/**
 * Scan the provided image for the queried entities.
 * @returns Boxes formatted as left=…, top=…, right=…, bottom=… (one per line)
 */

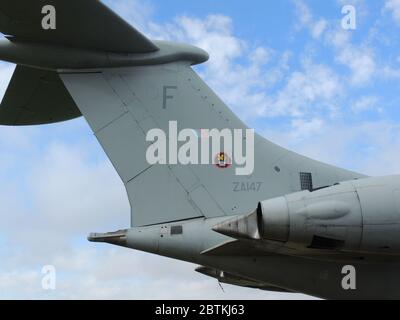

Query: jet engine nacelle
left=214, top=176, right=400, bottom=255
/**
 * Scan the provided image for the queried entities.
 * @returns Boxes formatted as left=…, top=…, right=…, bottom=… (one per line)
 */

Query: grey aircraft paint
left=1, top=0, right=399, bottom=300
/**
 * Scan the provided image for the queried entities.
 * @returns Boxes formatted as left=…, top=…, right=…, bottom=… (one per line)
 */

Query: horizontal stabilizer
left=0, top=65, right=81, bottom=125
left=0, top=0, right=158, bottom=53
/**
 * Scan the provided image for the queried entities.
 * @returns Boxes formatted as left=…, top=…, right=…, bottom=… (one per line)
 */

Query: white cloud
left=323, top=14, right=400, bottom=86
left=290, top=118, right=326, bottom=140
left=351, top=96, right=380, bottom=113
left=157, top=15, right=245, bottom=71
left=316, top=16, right=377, bottom=87
left=250, top=47, right=273, bottom=66
left=293, top=1, right=399, bottom=87
left=312, top=19, right=328, bottom=39
left=29, top=143, right=129, bottom=233
left=264, top=119, right=400, bottom=177
left=262, top=61, right=342, bottom=118
left=385, top=0, right=400, bottom=24
left=293, top=0, right=328, bottom=39
left=103, top=0, right=154, bottom=32
left=336, top=45, right=376, bottom=86
left=0, top=245, right=312, bottom=300
left=381, top=65, right=400, bottom=79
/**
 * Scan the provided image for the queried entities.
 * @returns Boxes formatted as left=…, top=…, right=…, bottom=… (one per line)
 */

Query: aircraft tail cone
left=212, top=210, right=261, bottom=241
left=88, top=230, right=128, bottom=247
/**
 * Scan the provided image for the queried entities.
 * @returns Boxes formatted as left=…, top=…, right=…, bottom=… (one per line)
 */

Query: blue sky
left=0, top=0, right=400, bottom=299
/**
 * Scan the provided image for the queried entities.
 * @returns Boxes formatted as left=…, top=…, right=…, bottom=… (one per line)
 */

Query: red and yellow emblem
left=215, top=152, right=232, bottom=169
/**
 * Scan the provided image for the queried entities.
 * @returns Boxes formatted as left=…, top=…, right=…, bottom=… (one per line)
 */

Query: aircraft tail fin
left=60, top=63, right=363, bottom=227
left=0, top=1, right=364, bottom=227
